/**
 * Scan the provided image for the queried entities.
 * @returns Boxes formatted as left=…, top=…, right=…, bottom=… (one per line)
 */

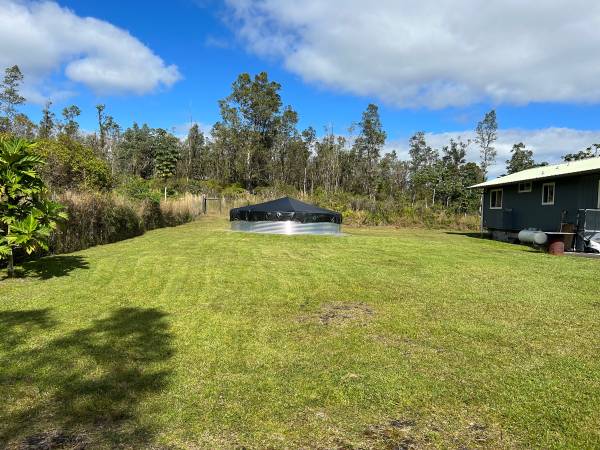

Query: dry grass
left=159, top=193, right=203, bottom=223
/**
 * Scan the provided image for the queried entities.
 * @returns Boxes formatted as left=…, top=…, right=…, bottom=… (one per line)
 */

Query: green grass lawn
left=1, top=217, right=600, bottom=449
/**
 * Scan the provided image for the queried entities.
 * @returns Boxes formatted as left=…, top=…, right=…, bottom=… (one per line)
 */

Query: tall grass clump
left=51, top=192, right=203, bottom=254
left=51, top=191, right=144, bottom=254
left=159, top=194, right=203, bottom=227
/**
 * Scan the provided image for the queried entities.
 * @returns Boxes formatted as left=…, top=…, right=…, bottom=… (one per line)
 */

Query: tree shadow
left=2, top=255, right=90, bottom=280
left=0, top=309, right=57, bottom=348
left=0, top=307, right=173, bottom=448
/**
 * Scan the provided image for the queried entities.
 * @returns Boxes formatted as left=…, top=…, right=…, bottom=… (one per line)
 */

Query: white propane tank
left=518, top=229, right=548, bottom=245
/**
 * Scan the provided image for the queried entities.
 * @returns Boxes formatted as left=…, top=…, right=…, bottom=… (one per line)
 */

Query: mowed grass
left=1, top=217, right=600, bottom=449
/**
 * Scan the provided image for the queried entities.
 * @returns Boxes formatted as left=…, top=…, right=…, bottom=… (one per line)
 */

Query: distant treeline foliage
left=2, top=64, right=598, bottom=232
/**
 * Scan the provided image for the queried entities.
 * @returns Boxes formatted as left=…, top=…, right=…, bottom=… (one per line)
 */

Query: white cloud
left=0, top=0, right=181, bottom=100
left=225, top=0, right=600, bottom=108
left=389, top=128, right=600, bottom=177
left=172, top=121, right=212, bottom=139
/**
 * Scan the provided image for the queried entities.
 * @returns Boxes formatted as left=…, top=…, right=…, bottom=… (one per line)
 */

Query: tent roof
left=470, top=156, right=600, bottom=189
left=233, top=196, right=337, bottom=214
left=230, top=197, right=342, bottom=224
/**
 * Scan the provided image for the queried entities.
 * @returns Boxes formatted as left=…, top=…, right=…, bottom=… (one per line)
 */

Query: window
left=518, top=181, right=532, bottom=193
left=598, top=180, right=600, bottom=209
left=542, top=182, right=555, bottom=205
left=489, top=188, right=503, bottom=209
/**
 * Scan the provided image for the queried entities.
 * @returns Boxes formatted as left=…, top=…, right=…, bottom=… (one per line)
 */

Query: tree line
left=1, top=65, right=597, bottom=214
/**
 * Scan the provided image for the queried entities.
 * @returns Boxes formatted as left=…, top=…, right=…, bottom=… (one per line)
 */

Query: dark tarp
left=230, top=197, right=342, bottom=224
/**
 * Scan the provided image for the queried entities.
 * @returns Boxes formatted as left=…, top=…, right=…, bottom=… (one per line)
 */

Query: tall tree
left=506, top=142, right=535, bottom=174
left=61, top=105, right=81, bottom=139
left=182, top=123, right=205, bottom=181
left=218, top=72, right=285, bottom=189
left=38, top=101, right=55, bottom=139
left=272, top=106, right=299, bottom=186
left=408, top=131, right=438, bottom=205
left=439, top=138, right=469, bottom=207
left=314, top=126, right=344, bottom=193
left=475, top=109, right=498, bottom=179
left=117, top=123, right=155, bottom=178
left=154, top=129, right=180, bottom=199
left=301, top=127, right=316, bottom=195
left=0, top=65, right=26, bottom=130
left=12, top=114, right=37, bottom=140
left=96, top=104, right=107, bottom=154
left=353, top=104, right=386, bottom=199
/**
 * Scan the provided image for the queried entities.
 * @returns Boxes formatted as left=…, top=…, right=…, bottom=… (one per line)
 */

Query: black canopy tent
left=230, top=197, right=342, bottom=235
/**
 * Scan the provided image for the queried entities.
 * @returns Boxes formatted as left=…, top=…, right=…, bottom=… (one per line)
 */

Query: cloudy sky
left=2, top=0, right=600, bottom=176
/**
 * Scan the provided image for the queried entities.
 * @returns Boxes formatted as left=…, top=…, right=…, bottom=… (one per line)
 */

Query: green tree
left=36, top=136, right=113, bottom=191
left=218, top=72, right=285, bottom=189
left=182, top=123, right=205, bottom=181
left=117, top=123, right=155, bottom=178
left=301, top=127, right=316, bottom=195
left=475, top=109, right=498, bottom=179
left=154, top=129, right=180, bottom=199
left=314, top=126, right=344, bottom=193
left=0, top=137, right=67, bottom=277
left=353, top=104, right=386, bottom=199
left=408, top=131, right=438, bottom=205
left=12, top=113, right=37, bottom=140
left=0, top=65, right=26, bottom=129
left=563, top=144, right=600, bottom=162
left=61, top=105, right=81, bottom=139
left=38, top=101, right=55, bottom=139
left=506, top=142, right=535, bottom=174
left=439, top=138, right=469, bottom=207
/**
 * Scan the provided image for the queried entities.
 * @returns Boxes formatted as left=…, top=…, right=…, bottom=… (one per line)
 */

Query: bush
left=117, top=176, right=161, bottom=202
left=36, top=137, right=113, bottom=191
left=221, top=183, right=247, bottom=199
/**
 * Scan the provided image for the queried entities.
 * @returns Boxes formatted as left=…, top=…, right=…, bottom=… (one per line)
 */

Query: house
left=470, top=157, right=600, bottom=251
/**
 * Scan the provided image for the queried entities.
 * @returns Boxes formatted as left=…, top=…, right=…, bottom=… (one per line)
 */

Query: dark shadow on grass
left=0, top=307, right=173, bottom=448
left=444, top=231, right=491, bottom=240
left=0, top=309, right=57, bottom=348
left=2, top=255, right=90, bottom=281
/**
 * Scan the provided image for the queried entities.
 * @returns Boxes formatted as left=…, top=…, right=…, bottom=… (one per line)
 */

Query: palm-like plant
left=0, top=137, right=67, bottom=277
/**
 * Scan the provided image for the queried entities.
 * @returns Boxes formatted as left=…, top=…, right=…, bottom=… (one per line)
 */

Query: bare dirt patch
left=18, top=430, right=88, bottom=450
left=300, top=302, right=374, bottom=326
left=331, top=417, right=513, bottom=449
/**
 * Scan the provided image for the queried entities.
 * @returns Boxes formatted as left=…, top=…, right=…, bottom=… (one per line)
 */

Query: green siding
left=482, top=173, right=600, bottom=231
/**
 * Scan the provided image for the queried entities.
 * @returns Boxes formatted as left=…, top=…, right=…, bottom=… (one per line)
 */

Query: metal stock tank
left=229, top=197, right=342, bottom=235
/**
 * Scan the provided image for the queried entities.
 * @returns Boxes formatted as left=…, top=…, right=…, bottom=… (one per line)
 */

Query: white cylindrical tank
left=518, top=229, right=548, bottom=245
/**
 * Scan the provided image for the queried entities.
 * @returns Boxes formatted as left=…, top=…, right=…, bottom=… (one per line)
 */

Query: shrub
left=36, top=137, right=113, bottom=191
left=221, top=183, right=247, bottom=199
left=117, top=176, right=161, bottom=202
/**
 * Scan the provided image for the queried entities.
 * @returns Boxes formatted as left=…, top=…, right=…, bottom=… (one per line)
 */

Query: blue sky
left=3, top=0, right=600, bottom=175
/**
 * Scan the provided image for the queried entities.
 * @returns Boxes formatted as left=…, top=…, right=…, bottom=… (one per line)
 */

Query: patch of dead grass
left=299, top=302, right=374, bottom=326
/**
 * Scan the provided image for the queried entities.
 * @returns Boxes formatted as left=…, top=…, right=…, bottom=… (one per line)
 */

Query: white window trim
left=518, top=181, right=532, bottom=193
left=489, top=188, right=503, bottom=209
left=542, top=182, right=555, bottom=206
